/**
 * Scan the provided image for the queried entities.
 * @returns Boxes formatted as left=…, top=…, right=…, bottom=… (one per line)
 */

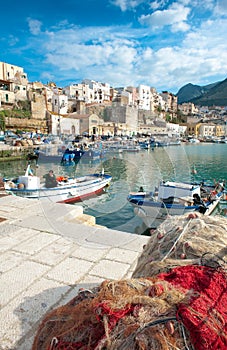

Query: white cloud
left=27, top=18, right=42, bottom=35
left=171, top=20, right=190, bottom=32
left=111, top=0, right=144, bottom=11
left=214, top=0, right=227, bottom=14
left=8, top=35, right=19, bottom=46
left=24, top=11, right=227, bottom=92
left=139, top=2, right=191, bottom=32
left=149, top=0, right=168, bottom=10
left=42, top=26, right=138, bottom=86
left=179, top=0, right=214, bottom=10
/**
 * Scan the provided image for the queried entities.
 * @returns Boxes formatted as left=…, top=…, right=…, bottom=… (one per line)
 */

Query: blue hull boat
left=128, top=180, right=224, bottom=228
left=61, top=148, right=103, bottom=164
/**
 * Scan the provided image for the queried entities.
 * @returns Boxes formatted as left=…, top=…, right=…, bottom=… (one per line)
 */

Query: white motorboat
left=4, top=166, right=112, bottom=204
left=127, top=180, right=224, bottom=228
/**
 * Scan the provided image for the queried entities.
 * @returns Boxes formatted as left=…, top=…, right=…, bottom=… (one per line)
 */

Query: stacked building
left=0, top=61, right=226, bottom=139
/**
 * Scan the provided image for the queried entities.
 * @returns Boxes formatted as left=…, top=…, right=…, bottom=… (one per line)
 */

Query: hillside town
left=0, top=61, right=227, bottom=142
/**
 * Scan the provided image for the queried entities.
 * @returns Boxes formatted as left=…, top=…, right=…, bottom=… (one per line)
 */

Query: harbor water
left=0, top=143, right=226, bottom=234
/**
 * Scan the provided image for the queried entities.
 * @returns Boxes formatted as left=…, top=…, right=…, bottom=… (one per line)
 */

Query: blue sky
left=1, top=0, right=227, bottom=93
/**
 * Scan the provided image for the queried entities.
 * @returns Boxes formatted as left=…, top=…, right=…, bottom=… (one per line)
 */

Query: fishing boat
left=28, top=147, right=104, bottom=166
left=219, top=191, right=227, bottom=215
left=4, top=166, right=112, bottom=204
left=61, top=147, right=103, bottom=164
left=30, top=149, right=63, bottom=163
left=127, top=180, right=224, bottom=228
left=139, top=141, right=150, bottom=150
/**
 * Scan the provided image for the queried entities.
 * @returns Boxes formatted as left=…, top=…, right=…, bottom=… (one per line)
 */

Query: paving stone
left=105, top=247, right=140, bottom=264
left=0, top=260, right=50, bottom=306
left=13, top=215, right=58, bottom=233
left=11, top=205, right=44, bottom=219
left=51, top=220, right=99, bottom=243
left=46, top=257, right=94, bottom=284
left=125, top=259, right=138, bottom=279
left=33, top=237, right=78, bottom=266
left=54, top=284, right=81, bottom=308
left=0, top=205, right=18, bottom=213
left=0, top=196, right=36, bottom=207
left=121, top=235, right=150, bottom=251
left=0, top=224, right=25, bottom=237
left=40, top=201, right=83, bottom=220
left=87, top=227, right=139, bottom=247
left=16, top=335, right=34, bottom=350
left=0, top=251, right=25, bottom=273
left=14, top=231, right=60, bottom=255
left=55, top=275, right=105, bottom=308
left=9, top=227, right=39, bottom=242
left=79, top=274, right=105, bottom=288
left=0, top=203, right=43, bottom=219
left=71, top=244, right=109, bottom=262
left=0, top=195, right=148, bottom=350
left=0, top=235, right=24, bottom=253
left=89, top=259, right=131, bottom=280
left=0, top=278, right=69, bottom=349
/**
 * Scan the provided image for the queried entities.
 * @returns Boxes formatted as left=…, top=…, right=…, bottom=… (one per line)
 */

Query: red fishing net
left=158, top=265, right=227, bottom=350
left=32, top=265, right=227, bottom=350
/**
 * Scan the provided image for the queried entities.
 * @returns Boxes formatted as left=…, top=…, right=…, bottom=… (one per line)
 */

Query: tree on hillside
left=0, top=113, right=6, bottom=131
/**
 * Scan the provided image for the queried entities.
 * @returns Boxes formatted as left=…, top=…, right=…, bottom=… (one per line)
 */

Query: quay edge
left=0, top=195, right=149, bottom=350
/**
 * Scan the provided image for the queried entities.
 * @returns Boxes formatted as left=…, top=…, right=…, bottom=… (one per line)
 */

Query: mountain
left=176, top=81, right=219, bottom=104
left=189, top=78, right=227, bottom=106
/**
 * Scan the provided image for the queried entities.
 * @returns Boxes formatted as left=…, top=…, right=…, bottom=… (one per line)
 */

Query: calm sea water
left=1, top=143, right=226, bottom=234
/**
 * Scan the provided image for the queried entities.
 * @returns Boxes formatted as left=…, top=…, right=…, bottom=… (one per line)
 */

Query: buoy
left=148, top=284, right=164, bottom=297
left=166, top=320, right=175, bottom=335
left=8, top=181, right=16, bottom=188
left=17, top=183, right=25, bottom=189
left=188, top=213, right=198, bottom=219
left=157, top=232, right=164, bottom=239
left=191, top=165, right=197, bottom=174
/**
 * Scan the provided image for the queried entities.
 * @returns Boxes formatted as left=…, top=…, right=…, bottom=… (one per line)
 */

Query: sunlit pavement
left=0, top=195, right=149, bottom=349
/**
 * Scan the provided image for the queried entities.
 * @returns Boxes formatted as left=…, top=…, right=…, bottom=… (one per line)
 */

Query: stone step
left=70, top=213, right=97, bottom=226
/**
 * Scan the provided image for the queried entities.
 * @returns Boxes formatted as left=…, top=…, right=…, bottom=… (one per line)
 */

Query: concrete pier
left=0, top=195, right=149, bottom=349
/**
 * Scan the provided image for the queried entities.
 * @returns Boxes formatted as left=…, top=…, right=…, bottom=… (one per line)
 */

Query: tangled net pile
left=32, top=214, right=227, bottom=350
left=133, top=213, right=227, bottom=278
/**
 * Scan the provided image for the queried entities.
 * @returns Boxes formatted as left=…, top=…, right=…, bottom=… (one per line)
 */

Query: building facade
left=178, top=102, right=198, bottom=115
left=0, top=62, right=28, bottom=106
left=137, top=84, right=151, bottom=110
left=82, top=79, right=111, bottom=104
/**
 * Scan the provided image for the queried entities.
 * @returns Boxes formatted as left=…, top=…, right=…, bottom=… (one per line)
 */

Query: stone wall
left=4, top=91, right=49, bottom=133
left=4, top=116, right=48, bottom=133
left=30, top=93, right=47, bottom=120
